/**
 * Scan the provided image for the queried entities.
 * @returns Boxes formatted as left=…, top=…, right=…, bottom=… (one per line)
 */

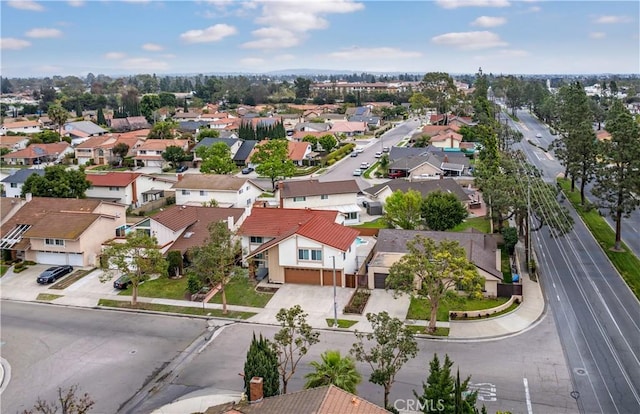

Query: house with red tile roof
left=249, top=140, right=312, bottom=166
left=1, top=142, right=73, bottom=165
left=0, top=119, right=42, bottom=135
left=86, top=171, right=177, bottom=207
left=75, top=133, right=146, bottom=166
left=429, top=129, right=463, bottom=149
left=133, top=139, right=189, bottom=168
left=330, top=121, right=367, bottom=136
left=239, top=207, right=360, bottom=286
left=0, top=135, right=30, bottom=151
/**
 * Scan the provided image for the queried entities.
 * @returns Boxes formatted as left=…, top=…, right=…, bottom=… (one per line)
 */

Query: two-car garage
left=35, top=252, right=84, bottom=267
left=284, top=267, right=343, bottom=286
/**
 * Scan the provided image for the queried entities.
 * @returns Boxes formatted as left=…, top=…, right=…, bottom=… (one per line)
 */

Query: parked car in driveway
left=113, top=274, right=132, bottom=290
left=176, top=165, right=189, bottom=173
left=353, top=169, right=362, bottom=176
left=360, top=162, right=370, bottom=169
left=241, top=167, right=254, bottom=174
left=374, top=152, right=382, bottom=158
left=36, top=265, right=73, bottom=284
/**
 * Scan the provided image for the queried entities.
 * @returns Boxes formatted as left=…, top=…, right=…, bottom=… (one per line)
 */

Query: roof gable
left=172, top=174, right=259, bottom=192
left=281, top=179, right=360, bottom=198
left=86, top=172, right=141, bottom=187
left=239, top=208, right=338, bottom=237
left=1, top=168, right=45, bottom=184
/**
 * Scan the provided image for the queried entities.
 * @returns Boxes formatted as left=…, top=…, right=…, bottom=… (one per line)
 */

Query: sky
left=0, top=0, right=639, bottom=78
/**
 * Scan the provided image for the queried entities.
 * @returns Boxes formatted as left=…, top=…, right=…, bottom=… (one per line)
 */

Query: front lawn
left=326, top=318, right=358, bottom=328
left=98, top=299, right=256, bottom=319
left=0, top=264, right=8, bottom=277
left=209, top=276, right=273, bottom=308
left=407, top=295, right=509, bottom=321
left=351, top=217, right=387, bottom=229
left=558, top=178, right=640, bottom=299
left=36, top=293, right=63, bottom=301
left=405, top=326, right=450, bottom=336
left=451, top=217, right=491, bottom=233
left=501, top=247, right=513, bottom=283
left=118, top=276, right=189, bottom=300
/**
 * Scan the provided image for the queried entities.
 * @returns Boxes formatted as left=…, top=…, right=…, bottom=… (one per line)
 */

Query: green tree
left=96, top=107, right=106, bottom=126
left=111, top=142, right=130, bottom=165
left=148, top=120, right=177, bottom=139
left=419, top=72, right=457, bottom=118
left=188, top=221, right=240, bottom=314
left=140, top=94, right=161, bottom=123
left=351, top=311, right=418, bottom=409
left=196, top=142, right=236, bottom=174
left=294, top=77, right=311, bottom=99
left=383, top=189, right=423, bottom=230
left=272, top=305, right=320, bottom=394
left=318, top=134, right=337, bottom=152
left=101, top=232, right=167, bottom=305
left=166, top=250, right=183, bottom=277
left=409, top=92, right=430, bottom=117
left=29, top=130, right=61, bottom=144
left=421, top=191, right=468, bottom=231
left=196, top=129, right=220, bottom=141
left=304, top=350, right=362, bottom=394
left=22, top=165, right=90, bottom=199
left=47, top=104, right=69, bottom=140
left=501, top=227, right=518, bottom=255
left=386, top=236, right=483, bottom=333
left=592, top=100, right=640, bottom=251
left=159, top=92, right=177, bottom=108
left=244, top=333, right=280, bottom=400
left=161, top=145, right=187, bottom=168
left=22, top=385, right=95, bottom=414
left=413, top=354, right=479, bottom=414
left=251, top=140, right=296, bottom=191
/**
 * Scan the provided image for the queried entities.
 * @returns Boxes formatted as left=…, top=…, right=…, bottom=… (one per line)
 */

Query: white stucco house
left=1, top=169, right=45, bottom=198
left=171, top=174, right=263, bottom=208
left=85, top=172, right=177, bottom=208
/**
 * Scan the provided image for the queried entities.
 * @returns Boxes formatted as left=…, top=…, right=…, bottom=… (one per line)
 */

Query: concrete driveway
left=0, top=264, right=64, bottom=301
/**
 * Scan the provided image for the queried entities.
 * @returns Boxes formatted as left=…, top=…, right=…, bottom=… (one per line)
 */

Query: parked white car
left=353, top=169, right=362, bottom=176
left=374, top=152, right=382, bottom=158
left=360, top=162, right=370, bottom=169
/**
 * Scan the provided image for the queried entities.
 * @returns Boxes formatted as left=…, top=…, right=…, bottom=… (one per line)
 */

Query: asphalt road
left=0, top=301, right=208, bottom=414
left=503, top=109, right=640, bottom=413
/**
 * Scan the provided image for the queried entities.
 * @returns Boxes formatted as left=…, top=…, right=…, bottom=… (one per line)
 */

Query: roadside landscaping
left=407, top=295, right=509, bottom=321
left=36, top=293, right=63, bottom=301
left=405, top=325, right=450, bottom=337
left=325, top=318, right=358, bottom=328
left=98, top=299, right=257, bottom=319
left=209, top=276, right=273, bottom=307
left=50, top=268, right=95, bottom=290
left=451, top=217, right=491, bottom=233
left=118, top=276, right=189, bottom=300
left=1, top=264, right=8, bottom=277
left=558, top=178, right=640, bottom=299
left=362, top=162, right=379, bottom=179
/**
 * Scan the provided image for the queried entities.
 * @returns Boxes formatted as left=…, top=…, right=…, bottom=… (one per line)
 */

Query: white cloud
left=67, top=0, right=84, bottom=6
left=594, top=15, right=633, bottom=24
left=104, top=52, right=126, bottom=60
left=242, top=27, right=300, bottom=49
left=436, top=0, right=510, bottom=9
left=471, top=16, right=506, bottom=27
left=0, top=38, right=32, bottom=50
left=243, top=0, right=364, bottom=49
left=121, top=58, right=168, bottom=70
left=528, top=6, right=541, bottom=13
left=276, top=54, right=295, bottom=61
left=142, top=43, right=164, bottom=51
left=240, top=57, right=265, bottom=66
left=432, top=31, right=508, bottom=50
left=25, top=28, right=63, bottom=38
left=7, top=1, right=44, bottom=11
left=590, top=32, right=606, bottom=39
left=329, top=47, right=422, bottom=60
left=180, top=24, right=237, bottom=43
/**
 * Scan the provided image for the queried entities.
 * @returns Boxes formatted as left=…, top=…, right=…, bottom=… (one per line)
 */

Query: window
left=10, top=183, right=17, bottom=188
left=181, top=190, right=190, bottom=195
left=199, top=190, right=207, bottom=196
left=139, top=150, right=147, bottom=155
left=298, top=249, right=322, bottom=261
left=45, top=238, right=65, bottom=246
left=293, top=196, right=306, bottom=202
left=320, top=194, right=328, bottom=200
left=345, top=212, right=358, bottom=220
left=239, top=188, right=243, bottom=194
left=109, top=187, right=119, bottom=191
left=250, top=236, right=263, bottom=244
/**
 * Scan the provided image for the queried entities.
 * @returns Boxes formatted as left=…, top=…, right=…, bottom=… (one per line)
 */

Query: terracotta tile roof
left=421, top=124, right=460, bottom=137
left=2, top=120, right=40, bottom=128
left=281, top=179, right=360, bottom=198
left=0, top=135, right=30, bottom=148
left=116, top=129, right=151, bottom=140
left=296, top=215, right=359, bottom=251
left=86, top=172, right=141, bottom=187
left=429, top=131, right=463, bottom=143
left=75, top=135, right=113, bottom=149
left=249, top=140, right=311, bottom=162
left=1, top=142, right=70, bottom=159
left=137, top=139, right=188, bottom=151
left=66, top=129, right=90, bottom=138
left=330, top=121, right=367, bottom=133
left=238, top=208, right=339, bottom=237
left=291, top=130, right=327, bottom=141
left=172, top=174, right=259, bottom=192
left=23, top=211, right=101, bottom=240
left=596, top=130, right=611, bottom=141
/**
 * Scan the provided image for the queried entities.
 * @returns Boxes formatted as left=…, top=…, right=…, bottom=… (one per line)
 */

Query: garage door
left=322, top=270, right=342, bottom=287
left=374, top=273, right=388, bottom=289
left=67, top=253, right=84, bottom=267
left=284, top=268, right=321, bottom=285
left=36, top=252, right=84, bottom=266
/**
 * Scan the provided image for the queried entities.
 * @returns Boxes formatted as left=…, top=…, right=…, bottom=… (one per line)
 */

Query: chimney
left=25, top=193, right=33, bottom=202
left=249, top=377, right=264, bottom=403
left=177, top=173, right=184, bottom=181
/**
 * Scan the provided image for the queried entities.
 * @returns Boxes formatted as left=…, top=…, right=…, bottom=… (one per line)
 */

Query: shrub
left=187, top=274, right=202, bottom=295
left=13, top=266, right=26, bottom=273
left=14, top=262, right=25, bottom=270
left=24, top=260, right=37, bottom=266
left=166, top=251, right=183, bottom=277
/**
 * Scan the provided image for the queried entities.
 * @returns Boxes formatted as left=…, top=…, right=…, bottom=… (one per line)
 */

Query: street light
left=332, top=256, right=338, bottom=328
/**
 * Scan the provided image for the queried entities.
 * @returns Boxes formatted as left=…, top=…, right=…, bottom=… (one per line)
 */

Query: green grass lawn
left=407, top=295, right=509, bottom=321
left=0, top=264, right=8, bottom=277
left=500, top=247, right=513, bottom=283
left=351, top=217, right=388, bottom=229
left=558, top=178, right=640, bottom=299
left=98, top=299, right=256, bottom=319
left=209, top=276, right=273, bottom=308
left=451, top=217, right=491, bottom=233
left=118, top=276, right=189, bottom=300
left=36, top=293, right=63, bottom=301
left=326, top=318, right=358, bottom=328
left=362, top=162, right=380, bottom=179
left=405, top=325, right=450, bottom=336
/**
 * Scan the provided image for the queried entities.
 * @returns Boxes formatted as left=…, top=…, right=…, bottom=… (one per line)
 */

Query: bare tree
left=22, top=385, right=95, bottom=414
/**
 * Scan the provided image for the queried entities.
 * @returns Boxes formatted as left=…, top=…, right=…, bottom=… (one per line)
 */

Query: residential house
left=1, top=142, right=73, bottom=166
left=173, top=111, right=201, bottom=122
left=141, top=205, right=245, bottom=255
left=330, top=121, right=367, bottom=136
left=249, top=140, right=312, bottom=167
left=86, top=172, right=177, bottom=207
left=596, top=130, right=611, bottom=141
left=348, top=115, right=382, bottom=129
left=204, top=383, right=389, bottom=414
left=277, top=179, right=362, bottom=224
left=0, top=120, right=41, bottom=135
left=387, top=151, right=469, bottom=179
left=368, top=229, right=503, bottom=296
left=346, top=106, right=372, bottom=117
left=0, top=195, right=126, bottom=266
left=363, top=178, right=471, bottom=206
left=193, top=137, right=242, bottom=163
left=291, top=130, right=328, bottom=142
left=1, top=169, right=45, bottom=198
left=294, top=122, right=332, bottom=133
left=63, top=121, right=107, bottom=145
left=233, top=140, right=257, bottom=166
left=0, top=135, right=30, bottom=151
left=178, top=120, right=209, bottom=134
left=108, top=116, right=150, bottom=132
left=239, top=208, right=361, bottom=286
left=278, top=113, right=304, bottom=133
left=318, top=113, right=349, bottom=122
left=0, top=197, right=24, bottom=226
left=133, top=139, right=189, bottom=168
left=429, top=129, right=463, bottom=149
left=74, top=132, right=146, bottom=166
left=172, top=174, right=263, bottom=208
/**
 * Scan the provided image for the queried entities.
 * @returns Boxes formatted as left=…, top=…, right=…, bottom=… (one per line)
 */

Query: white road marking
left=523, top=377, right=533, bottom=414
left=557, top=294, right=561, bottom=301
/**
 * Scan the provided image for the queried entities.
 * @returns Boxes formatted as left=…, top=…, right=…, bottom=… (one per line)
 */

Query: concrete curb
left=0, top=357, right=11, bottom=396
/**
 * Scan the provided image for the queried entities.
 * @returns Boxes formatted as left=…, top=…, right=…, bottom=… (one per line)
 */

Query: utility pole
left=332, top=256, right=338, bottom=328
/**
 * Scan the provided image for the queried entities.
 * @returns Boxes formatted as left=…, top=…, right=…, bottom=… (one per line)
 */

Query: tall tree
left=196, top=129, right=220, bottom=141
left=161, top=145, right=187, bottom=168
left=96, top=107, right=106, bottom=126
left=111, top=142, right=130, bottom=165
left=421, top=191, right=468, bottom=231
left=386, top=236, right=483, bottom=333
left=251, top=140, right=296, bottom=191
left=294, top=77, right=311, bottom=100
left=196, top=142, right=236, bottom=174
left=419, top=72, right=457, bottom=119
left=244, top=333, right=280, bottom=400
left=304, top=350, right=362, bottom=394
left=22, top=165, right=90, bottom=199
left=101, top=232, right=167, bottom=305
left=383, top=189, right=423, bottom=230
left=188, top=221, right=240, bottom=314
left=148, top=120, right=177, bottom=139
left=318, top=134, right=337, bottom=152
left=140, top=94, right=161, bottom=123
left=592, top=100, right=640, bottom=251
left=351, top=311, right=418, bottom=409
left=272, top=305, right=320, bottom=394
left=47, top=104, right=69, bottom=140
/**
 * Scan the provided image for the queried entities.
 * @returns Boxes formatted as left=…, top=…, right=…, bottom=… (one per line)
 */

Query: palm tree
left=47, top=104, right=69, bottom=141
left=304, top=350, right=362, bottom=394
